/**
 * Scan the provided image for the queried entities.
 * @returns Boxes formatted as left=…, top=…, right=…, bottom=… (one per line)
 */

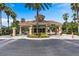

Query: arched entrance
left=33, top=25, right=46, bottom=34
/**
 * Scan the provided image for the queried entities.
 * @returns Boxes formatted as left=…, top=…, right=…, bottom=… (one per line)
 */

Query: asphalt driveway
left=0, top=39, right=79, bottom=56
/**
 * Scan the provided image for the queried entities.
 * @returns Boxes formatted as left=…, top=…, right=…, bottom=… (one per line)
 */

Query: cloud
left=2, top=18, right=13, bottom=26
left=53, top=3, right=70, bottom=8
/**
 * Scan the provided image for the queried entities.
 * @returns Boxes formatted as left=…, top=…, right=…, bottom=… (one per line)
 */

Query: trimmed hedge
left=40, top=33, right=48, bottom=38
left=29, top=33, right=37, bottom=38
left=29, top=33, right=48, bottom=38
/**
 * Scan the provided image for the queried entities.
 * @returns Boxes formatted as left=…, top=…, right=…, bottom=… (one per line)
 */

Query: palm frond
left=25, top=3, right=52, bottom=10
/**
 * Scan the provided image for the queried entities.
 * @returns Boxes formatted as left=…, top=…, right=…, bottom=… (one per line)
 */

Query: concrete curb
left=0, top=37, right=79, bottom=40
left=0, top=35, right=79, bottom=40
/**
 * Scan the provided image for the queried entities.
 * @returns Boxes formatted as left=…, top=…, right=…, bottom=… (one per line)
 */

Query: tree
left=4, top=6, right=12, bottom=28
left=71, top=3, right=79, bottom=21
left=63, top=13, right=69, bottom=33
left=25, top=3, right=52, bottom=35
left=63, top=13, right=68, bottom=22
left=11, top=11, right=16, bottom=27
left=15, top=20, right=19, bottom=34
left=62, top=23, right=68, bottom=33
left=68, top=21, right=78, bottom=38
left=68, top=21, right=78, bottom=33
left=72, top=13, right=77, bottom=22
left=0, top=3, right=5, bottom=35
left=71, top=3, right=79, bottom=33
left=11, top=11, right=16, bottom=36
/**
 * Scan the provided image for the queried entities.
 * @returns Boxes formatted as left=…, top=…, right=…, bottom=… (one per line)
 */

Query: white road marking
left=0, top=39, right=18, bottom=48
left=0, top=39, right=11, bottom=44
left=63, top=40, right=79, bottom=46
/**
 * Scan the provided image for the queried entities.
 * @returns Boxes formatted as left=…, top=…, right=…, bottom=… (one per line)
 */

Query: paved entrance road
left=0, top=39, right=79, bottom=56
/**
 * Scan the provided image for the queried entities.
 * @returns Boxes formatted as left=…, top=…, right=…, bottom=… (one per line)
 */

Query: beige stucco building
left=19, top=14, right=62, bottom=35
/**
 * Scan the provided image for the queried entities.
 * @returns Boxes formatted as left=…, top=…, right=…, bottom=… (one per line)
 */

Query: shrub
left=73, top=32, right=78, bottom=35
left=76, top=33, right=79, bottom=36
left=40, top=33, right=48, bottom=38
left=28, top=33, right=48, bottom=38
left=66, top=32, right=71, bottom=34
left=29, top=33, right=37, bottom=38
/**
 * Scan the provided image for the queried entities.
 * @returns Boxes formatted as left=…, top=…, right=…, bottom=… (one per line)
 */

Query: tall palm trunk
left=77, top=10, right=79, bottom=33
left=36, top=10, right=39, bottom=35
left=7, top=15, right=10, bottom=35
left=0, top=10, right=2, bottom=35
left=65, top=20, right=68, bottom=33
left=7, top=15, right=9, bottom=29
left=66, top=21, right=68, bottom=33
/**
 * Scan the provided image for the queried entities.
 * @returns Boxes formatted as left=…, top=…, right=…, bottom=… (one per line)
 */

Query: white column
left=29, top=25, right=32, bottom=35
left=12, top=27, right=16, bottom=36
left=45, top=25, right=48, bottom=34
left=19, top=26, right=22, bottom=35
left=58, top=26, right=62, bottom=35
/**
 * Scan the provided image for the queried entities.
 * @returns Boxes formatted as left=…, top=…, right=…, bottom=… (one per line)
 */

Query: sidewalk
left=0, top=35, right=28, bottom=40
left=0, top=34, right=79, bottom=40
left=0, top=35, right=12, bottom=40
left=49, top=34, right=79, bottom=40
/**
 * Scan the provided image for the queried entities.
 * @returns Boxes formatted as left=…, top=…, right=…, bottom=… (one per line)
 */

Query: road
left=0, top=39, right=79, bottom=56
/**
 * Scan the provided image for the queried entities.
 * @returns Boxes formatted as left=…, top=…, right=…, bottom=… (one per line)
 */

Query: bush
left=76, top=33, right=79, bottom=36
left=73, top=32, right=78, bottom=35
left=29, top=33, right=37, bottom=38
left=66, top=32, right=71, bottom=34
left=40, top=33, right=48, bottom=38
left=1, top=26, right=12, bottom=35
left=28, top=33, right=48, bottom=38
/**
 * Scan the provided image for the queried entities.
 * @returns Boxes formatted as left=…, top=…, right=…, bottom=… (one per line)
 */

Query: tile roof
left=19, top=20, right=62, bottom=27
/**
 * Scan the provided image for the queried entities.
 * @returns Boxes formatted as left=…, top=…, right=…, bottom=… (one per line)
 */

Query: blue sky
left=2, top=3, right=73, bottom=26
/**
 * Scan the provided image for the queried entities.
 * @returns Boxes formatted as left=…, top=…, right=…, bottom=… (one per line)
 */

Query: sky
left=2, top=3, right=73, bottom=26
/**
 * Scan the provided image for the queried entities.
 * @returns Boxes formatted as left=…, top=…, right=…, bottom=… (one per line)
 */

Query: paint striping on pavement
left=0, top=39, right=18, bottom=48
left=62, top=40, right=79, bottom=47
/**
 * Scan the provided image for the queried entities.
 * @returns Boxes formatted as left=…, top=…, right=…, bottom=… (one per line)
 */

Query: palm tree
left=63, top=13, right=69, bottom=33
left=4, top=6, right=12, bottom=28
left=71, top=3, right=79, bottom=21
left=11, top=11, right=16, bottom=36
left=72, top=13, right=77, bottom=22
left=25, top=3, right=52, bottom=35
left=11, top=11, right=16, bottom=27
left=71, top=3, right=79, bottom=33
left=0, top=3, right=5, bottom=34
left=63, top=13, right=68, bottom=23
